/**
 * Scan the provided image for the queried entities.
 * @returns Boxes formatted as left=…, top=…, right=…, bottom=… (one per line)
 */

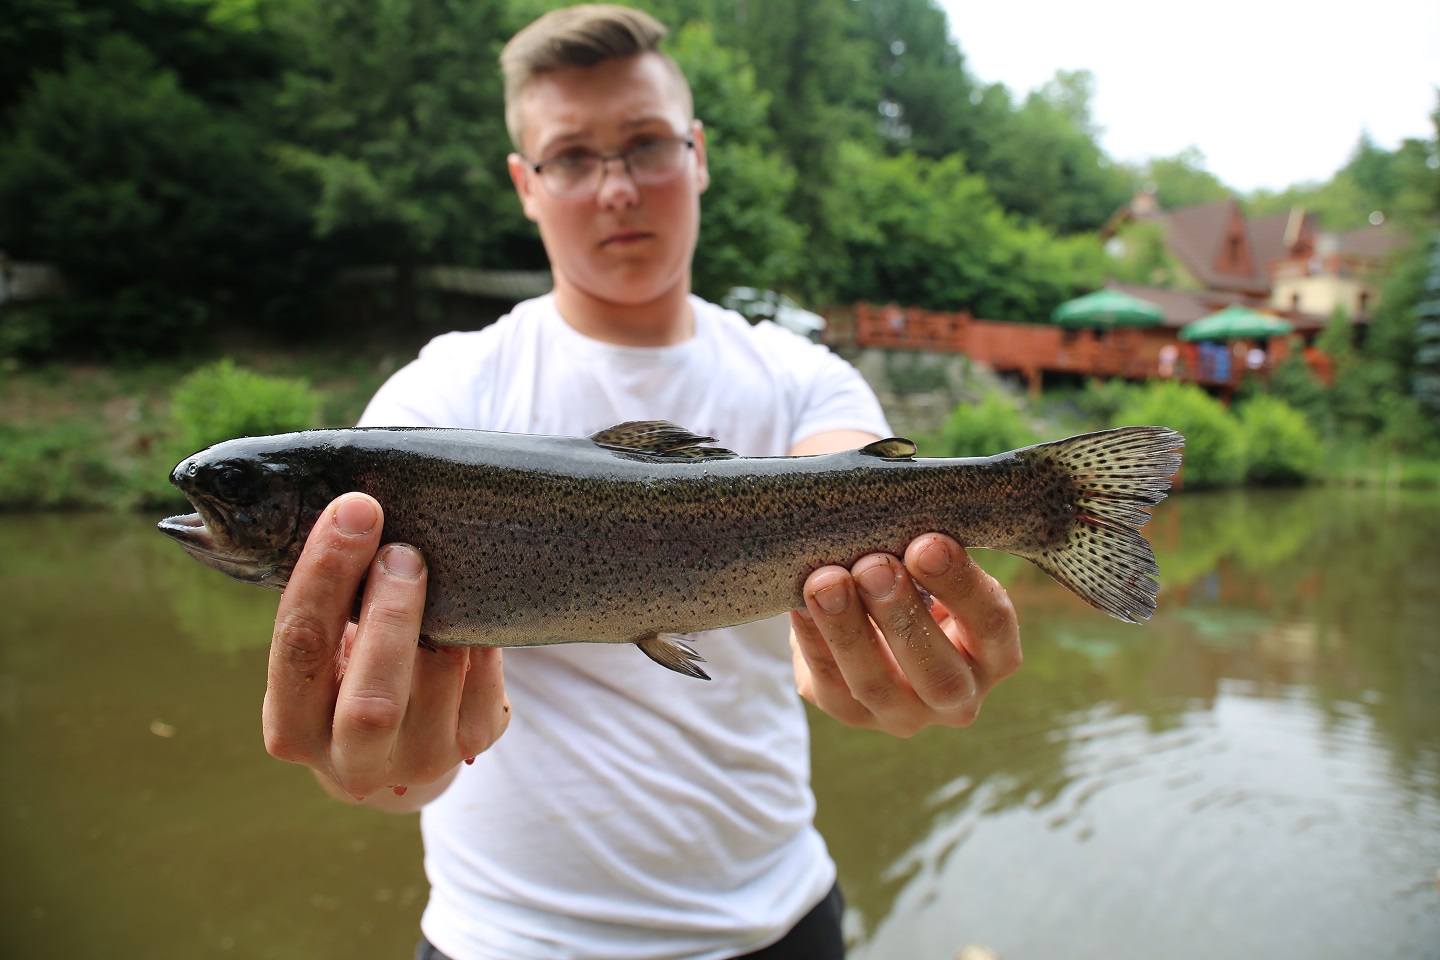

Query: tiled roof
left=1335, top=224, right=1406, bottom=260
left=1160, top=201, right=1270, bottom=295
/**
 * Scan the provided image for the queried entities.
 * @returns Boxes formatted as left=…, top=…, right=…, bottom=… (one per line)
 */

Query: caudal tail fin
left=1018, top=426, right=1185, bottom=623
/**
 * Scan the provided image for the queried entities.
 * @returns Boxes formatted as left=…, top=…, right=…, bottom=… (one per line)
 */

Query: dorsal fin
left=858, top=437, right=917, bottom=460
left=590, top=420, right=737, bottom=461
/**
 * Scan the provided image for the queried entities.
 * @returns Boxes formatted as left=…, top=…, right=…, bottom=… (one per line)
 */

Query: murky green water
left=2, top=488, right=1438, bottom=959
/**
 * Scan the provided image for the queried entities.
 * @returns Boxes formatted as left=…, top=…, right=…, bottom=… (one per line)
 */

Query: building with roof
left=1101, top=190, right=1406, bottom=336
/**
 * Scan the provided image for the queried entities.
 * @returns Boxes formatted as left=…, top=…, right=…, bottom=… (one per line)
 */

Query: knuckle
left=273, top=611, right=337, bottom=668
left=997, top=642, right=1024, bottom=677
left=818, top=693, right=874, bottom=729
left=878, top=713, right=924, bottom=738
left=263, top=728, right=315, bottom=764
left=339, top=693, right=406, bottom=738
left=362, top=598, right=421, bottom=636
left=983, top=604, right=1015, bottom=637
left=458, top=717, right=505, bottom=761
left=851, top=677, right=903, bottom=711
left=921, top=667, right=977, bottom=712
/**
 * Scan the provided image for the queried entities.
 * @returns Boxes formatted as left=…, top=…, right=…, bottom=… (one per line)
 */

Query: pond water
left=1, top=488, right=1437, bottom=959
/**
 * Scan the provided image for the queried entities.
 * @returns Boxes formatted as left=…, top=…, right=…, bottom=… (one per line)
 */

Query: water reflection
left=2, top=489, right=1438, bottom=959
left=813, top=488, right=1440, bottom=959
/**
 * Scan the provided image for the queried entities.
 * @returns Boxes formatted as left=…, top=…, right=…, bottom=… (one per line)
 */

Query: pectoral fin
left=636, top=634, right=711, bottom=680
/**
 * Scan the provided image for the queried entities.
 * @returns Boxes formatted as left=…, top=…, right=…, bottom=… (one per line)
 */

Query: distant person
left=1158, top=343, right=1178, bottom=378
left=259, top=7, right=1022, bottom=959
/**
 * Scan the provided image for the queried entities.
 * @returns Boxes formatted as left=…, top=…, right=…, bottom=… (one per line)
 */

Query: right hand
left=261, top=492, right=510, bottom=806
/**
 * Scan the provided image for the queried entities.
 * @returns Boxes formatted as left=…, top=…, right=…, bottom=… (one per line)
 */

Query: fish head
left=157, top=436, right=339, bottom=590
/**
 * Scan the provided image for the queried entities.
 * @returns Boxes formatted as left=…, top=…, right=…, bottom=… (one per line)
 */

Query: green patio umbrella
left=1052, top=289, right=1164, bottom=328
left=1179, top=305, right=1293, bottom=342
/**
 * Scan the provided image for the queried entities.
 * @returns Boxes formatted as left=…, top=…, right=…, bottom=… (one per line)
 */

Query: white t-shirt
left=360, top=295, right=889, bottom=960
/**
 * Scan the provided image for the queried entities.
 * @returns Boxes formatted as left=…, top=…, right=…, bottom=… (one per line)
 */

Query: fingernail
left=464, top=757, right=476, bottom=765
left=916, top=540, right=951, bottom=576
left=814, top=583, right=848, bottom=615
left=379, top=544, right=423, bottom=579
left=856, top=559, right=897, bottom=600
left=335, top=496, right=378, bottom=536
left=392, top=785, right=407, bottom=797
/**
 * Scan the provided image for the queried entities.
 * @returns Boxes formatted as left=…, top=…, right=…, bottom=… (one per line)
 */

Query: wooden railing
left=838, top=302, right=1320, bottom=392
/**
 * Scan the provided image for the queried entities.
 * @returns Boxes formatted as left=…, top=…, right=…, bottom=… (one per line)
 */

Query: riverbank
left=0, top=350, right=400, bottom=511
left=1, top=352, right=1436, bottom=511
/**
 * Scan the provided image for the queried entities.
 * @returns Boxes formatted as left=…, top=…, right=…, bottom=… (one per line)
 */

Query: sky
left=937, top=0, right=1440, bottom=193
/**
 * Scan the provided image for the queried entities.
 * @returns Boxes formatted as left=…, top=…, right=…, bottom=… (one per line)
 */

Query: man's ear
left=508, top=153, right=542, bottom=223
left=691, top=120, right=710, bottom=196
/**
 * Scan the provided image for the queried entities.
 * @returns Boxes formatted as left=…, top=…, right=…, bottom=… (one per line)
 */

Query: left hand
left=790, top=533, right=1021, bottom=737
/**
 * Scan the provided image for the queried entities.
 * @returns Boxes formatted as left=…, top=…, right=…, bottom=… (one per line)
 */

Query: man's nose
left=595, top=156, right=640, bottom=209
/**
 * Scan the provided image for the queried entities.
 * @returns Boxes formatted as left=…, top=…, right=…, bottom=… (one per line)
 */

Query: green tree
left=271, top=0, right=534, bottom=325
left=1, top=0, right=288, bottom=119
left=827, top=143, right=1106, bottom=318
left=976, top=71, right=1131, bottom=234
left=667, top=23, right=804, bottom=299
left=852, top=0, right=981, bottom=160
left=1135, top=147, right=1232, bottom=209
left=0, top=35, right=313, bottom=358
left=725, top=0, right=875, bottom=299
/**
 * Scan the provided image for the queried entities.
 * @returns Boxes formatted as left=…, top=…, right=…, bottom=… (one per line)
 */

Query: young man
left=261, top=6, right=1021, bottom=959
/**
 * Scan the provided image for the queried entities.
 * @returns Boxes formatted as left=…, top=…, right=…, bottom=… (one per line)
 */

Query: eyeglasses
left=523, top=137, right=695, bottom=198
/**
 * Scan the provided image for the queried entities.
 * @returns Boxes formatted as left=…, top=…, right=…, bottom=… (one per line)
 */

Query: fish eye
left=212, top=465, right=248, bottom=502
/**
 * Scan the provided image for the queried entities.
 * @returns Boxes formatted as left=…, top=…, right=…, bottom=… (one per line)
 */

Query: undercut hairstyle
left=500, top=4, right=693, bottom=150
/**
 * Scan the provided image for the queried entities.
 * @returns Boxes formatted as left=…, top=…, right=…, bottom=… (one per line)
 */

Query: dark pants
left=414, top=883, right=845, bottom=960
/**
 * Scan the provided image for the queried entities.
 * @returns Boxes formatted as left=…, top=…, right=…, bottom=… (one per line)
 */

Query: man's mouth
left=602, top=230, right=652, bottom=246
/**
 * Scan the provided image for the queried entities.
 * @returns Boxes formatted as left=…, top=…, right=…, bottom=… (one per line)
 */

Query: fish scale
left=158, top=421, right=1184, bottom=679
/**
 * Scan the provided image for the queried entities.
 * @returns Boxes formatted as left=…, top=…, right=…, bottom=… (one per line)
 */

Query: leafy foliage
left=0, top=35, right=314, bottom=357
left=0, top=419, right=122, bottom=509
left=936, top=392, right=1040, bottom=458
left=270, top=0, right=532, bottom=280
left=973, top=71, right=1132, bottom=234
left=170, top=359, right=322, bottom=455
left=1237, top=396, right=1321, bottom=485
left=1131, top=147, right=1231, bottom=209
left=668, top=23, right=804, bottom=299
left=827, top=143, right=1108, bottom=319
left=1114, top=382, right=1245, bottom=489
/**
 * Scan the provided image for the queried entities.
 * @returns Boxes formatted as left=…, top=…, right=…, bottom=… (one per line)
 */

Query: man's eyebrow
left=534, top=117, right=680, bottom=156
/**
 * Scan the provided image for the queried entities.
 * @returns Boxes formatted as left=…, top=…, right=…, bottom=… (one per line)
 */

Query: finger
left=263, top=493, right=383, bottom=766
left=331, top=542, right=427, bottom=795
left=802, top=564, right=913, bottom=720
left=393, top=641, right=471, bottom=784
left=456, top=647, right=510, bottom=761
left=788, top=609, right=873, bottom=728
left=851, top=552, right=978, bottom=716
left=904, top=535, right=1022, bottom=688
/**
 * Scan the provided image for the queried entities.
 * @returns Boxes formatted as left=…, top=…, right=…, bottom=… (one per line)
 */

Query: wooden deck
left=835, top=302, right=1329, bottom=394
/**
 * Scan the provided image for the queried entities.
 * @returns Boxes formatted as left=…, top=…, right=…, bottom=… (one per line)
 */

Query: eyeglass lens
left=539, top=139, right=691, bottom=197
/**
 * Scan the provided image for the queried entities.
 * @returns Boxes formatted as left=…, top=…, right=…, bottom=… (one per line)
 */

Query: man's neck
left=552, top=282, right=695, bottom=348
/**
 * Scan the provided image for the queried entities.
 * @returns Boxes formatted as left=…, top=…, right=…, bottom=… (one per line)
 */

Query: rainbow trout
left=158, top=421, right=1183, bottom=679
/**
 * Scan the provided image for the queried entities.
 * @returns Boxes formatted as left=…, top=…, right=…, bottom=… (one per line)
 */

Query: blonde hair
left=500, top=4, right=692, bottom=150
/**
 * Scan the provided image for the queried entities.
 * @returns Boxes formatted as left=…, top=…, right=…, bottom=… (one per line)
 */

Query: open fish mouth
left=157, top=512, right=275, bottom=584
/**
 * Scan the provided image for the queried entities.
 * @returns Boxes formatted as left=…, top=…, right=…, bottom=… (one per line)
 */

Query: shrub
left=937, top=392, right=1040, bottom=457
left=1114, top=381, right=1244, bottom=489
left=1238, top=396, right=1321, bottom=485
left=0, top=420, right=122, bottom=509
left=170, top=359, right=322, bottom=455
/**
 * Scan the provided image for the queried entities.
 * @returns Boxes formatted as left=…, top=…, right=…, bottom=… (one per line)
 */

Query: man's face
left=508, top=53, right=709, bottom=311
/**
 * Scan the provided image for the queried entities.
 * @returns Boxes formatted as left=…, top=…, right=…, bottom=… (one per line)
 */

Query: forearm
left=312, top=763, right=461, bottom=814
